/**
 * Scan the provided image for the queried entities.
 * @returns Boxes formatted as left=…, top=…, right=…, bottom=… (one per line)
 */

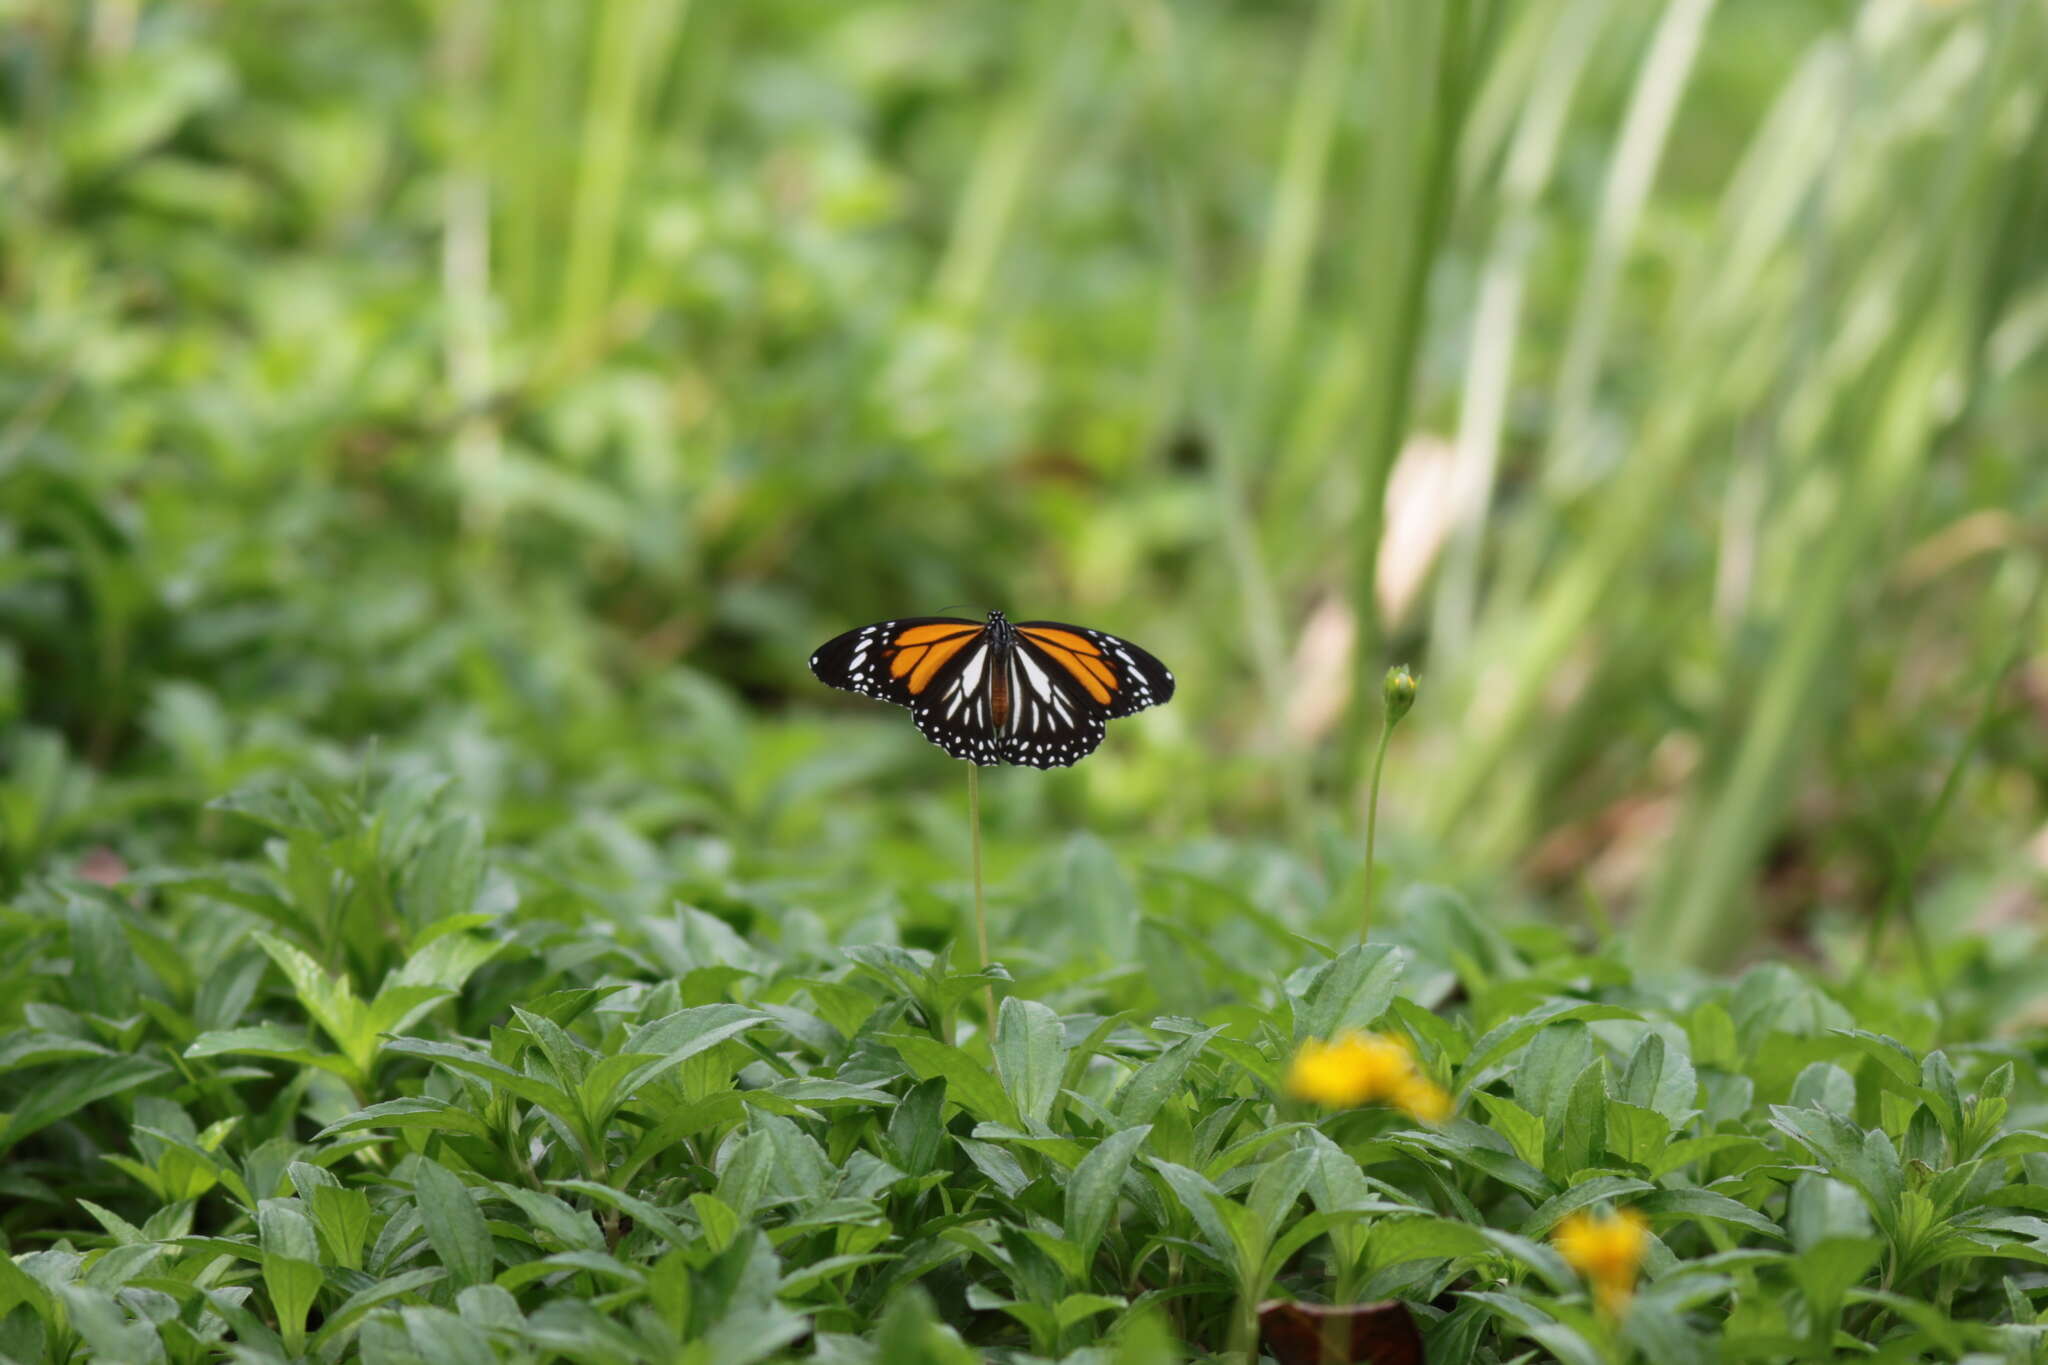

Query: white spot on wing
left=1016, top=647, right=1054, bottom=699
left=957, top=644, right=987, bottom=696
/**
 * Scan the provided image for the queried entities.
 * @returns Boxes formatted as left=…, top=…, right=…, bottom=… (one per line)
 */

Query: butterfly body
left=809, top=610, right=1174, bottom=768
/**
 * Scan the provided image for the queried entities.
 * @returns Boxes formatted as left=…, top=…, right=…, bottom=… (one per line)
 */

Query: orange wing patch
left=1025, top=631, right=1117, bottom=705
left=1020, top=627, right=1100, bottom=656
left=887, top=626, right=982, bottom=686
left=894, top=623, right=981, bottom=647
left=1077, top=653, right=1118, bottom=691
left=907, top=631, right=976, bottom=694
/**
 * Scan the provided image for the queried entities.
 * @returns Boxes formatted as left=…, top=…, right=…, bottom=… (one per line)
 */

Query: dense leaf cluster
left=4, top=778, right=2046, bottom=1362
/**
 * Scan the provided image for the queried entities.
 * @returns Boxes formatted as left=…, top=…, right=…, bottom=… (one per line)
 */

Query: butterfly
left=809, top=610, right=1175, bottom=768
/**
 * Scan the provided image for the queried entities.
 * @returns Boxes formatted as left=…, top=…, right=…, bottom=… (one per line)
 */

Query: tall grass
left=1340, top=0, right=1492, bottom=784
left=6, top=0, right=2044, bottom=966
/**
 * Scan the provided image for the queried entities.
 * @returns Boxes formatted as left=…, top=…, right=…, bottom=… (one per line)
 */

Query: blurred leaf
left=414, top=1161, right=494, bottom=1290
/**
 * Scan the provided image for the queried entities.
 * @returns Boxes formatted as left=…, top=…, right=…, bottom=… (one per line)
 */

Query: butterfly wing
left=810, top=617, right=1005, bottom=765
left=992, top=636, right=1107, bottom=768
left=809, top=617, right=985, bottom=707
left=1012, top=621, right=1176, bottom=719
left=991, top=620, right=1174, bottom=768
left=811, top=616, right=1173, bottom=769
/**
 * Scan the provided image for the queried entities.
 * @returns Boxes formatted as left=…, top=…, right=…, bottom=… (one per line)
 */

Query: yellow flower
left=1286, top=1031, right=1450, bottom=1122
left=1390, top=1073, right=1452, bottom=1123
left=1552, top=1208, right=1649, bottom=1314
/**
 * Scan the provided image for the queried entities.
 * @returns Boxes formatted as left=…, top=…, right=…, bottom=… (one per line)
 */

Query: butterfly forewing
left=809, top=617, right=984, bottom=708
left=1014, top=621, right=1175, bottom=719
left=811, top=617, right=1004, bottom=764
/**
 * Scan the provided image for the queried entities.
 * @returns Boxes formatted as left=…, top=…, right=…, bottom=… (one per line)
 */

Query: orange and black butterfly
left=809, top=610, right=1174, bottom=768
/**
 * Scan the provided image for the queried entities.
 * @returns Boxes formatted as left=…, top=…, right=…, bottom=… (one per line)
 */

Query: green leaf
left=1688, top=1002, right=1739, bottom=1070
left=60, top=1284, right=167, bottom=1365
left=258, top=1199, right=322, bottom=1354
left=1636, top=1187, right=1785, bottom=1240
left=493, top=1184, right=603, bottom=1254
left=1476, top=1093, right=1545, bottom=1168
left=1067, top=1125, right=1151, bottom=1264
left=1395, top=1124, right=1553, bottom=1200
left=1521, top=1174, right=1656, bottom=1237
left=1648, top=1133, right=1760, bottom=1181
left=1054, top=1291, right=1125, bottom=1329
left=185, top=1025, right=360, bottom=1084
left=66, top=896, right=135, bottom=1019
left=1617, top=1029, right=1698, bottom=1125
left=1551, top=1059, right=1607, bottom=1181
left=401, top=813, right=486, bottom=928
left=995, top=997, right=1067, bottom=1130
left=381, top=1037, right=576, bottom=1114
left=779, top=1252, right=900, bottom=1299
left=884, top=1034, right=1022, bottom=1128
left=1788, top=1235, right=1880, bottom=1346
left=1790, top=1060, right=1856, bottom=1114
left=1605, top=1100, right=1671, bottom=1171
left=1246, top=1146, right=1316, bottom=1251
left=606, top=1004, right=768, bottom=1100
left=1462, top=1001, right=1643, bottom=1089
left=1148, top=1160, right=1238, bottom=1268
left=549, top=1179, right=695, bottom=1251
left=254, top=931, right=366, bottom=1062
left=0, top=1053, right=167, bottom=1154
left=1462, top=1290, right=1603, bottom=1365
left=1515, top=1022, right=1593, bottom=1126
left=0, top=1252, right=57, bottom=1323
left=1369, top=1215, right=1493, bottom=1267
left=1827, top=1028, right=1922, bottom=1089
left=1296, top=943, right=1405, bottom=1041
left=1304, top=1131, right=1390, bottom=1275
left=886, top=1076, right=948, bottom=1176
left=291, top=1162, right=371, bottom=1270
left=363, top=984, right=458, bottom=1045
left=413, top=1161, right=494, bottom=1289
left=1767, top=1106, right=1902, bottom=1232
left=315, top=1096, right=497, bottom=1142
left=1112, top=1027, right=1218, bottom=1128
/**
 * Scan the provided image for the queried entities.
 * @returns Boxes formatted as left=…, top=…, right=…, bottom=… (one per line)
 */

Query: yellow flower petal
left=1287, top=1031, right=1445, bottom=1118
left=1552, top=1209, right=1649, bottom=1314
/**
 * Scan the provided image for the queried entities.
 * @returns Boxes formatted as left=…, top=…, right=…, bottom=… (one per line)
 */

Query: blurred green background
left=3, top=0, right=2045, bottom=971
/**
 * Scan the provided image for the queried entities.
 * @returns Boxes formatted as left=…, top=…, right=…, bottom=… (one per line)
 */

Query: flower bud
left=1383, top=665, right=1417, bottom=725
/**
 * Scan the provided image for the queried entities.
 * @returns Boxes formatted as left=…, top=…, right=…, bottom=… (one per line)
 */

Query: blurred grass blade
left=1343, top=0, right=1495, bottom=787
left=1546, top=0, right=1718, bottom=492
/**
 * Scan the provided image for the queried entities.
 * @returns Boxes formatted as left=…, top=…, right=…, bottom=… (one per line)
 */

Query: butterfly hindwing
left=992, top=639, right=1106, bottom=768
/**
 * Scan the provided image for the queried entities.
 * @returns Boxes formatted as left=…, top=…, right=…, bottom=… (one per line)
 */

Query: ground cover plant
left=5, top=775, right=2048, bottom=1363
left=5, top=0, right=2048, bottom=1360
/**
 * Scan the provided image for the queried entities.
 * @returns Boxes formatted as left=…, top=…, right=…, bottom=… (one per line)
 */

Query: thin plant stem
left=1361, top=715, right=1395, bottom=943
left=1363, top=666, right=1416, bottom=941
left=969, top=761, right=996, bottom=1026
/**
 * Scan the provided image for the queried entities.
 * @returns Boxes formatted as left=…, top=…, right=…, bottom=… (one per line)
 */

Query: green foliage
left=3, top=0, right=2048, bottom=1360
left=0, top=775, right=2044, bottom=1360
left=2, top=0, right=2044, bottom=962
